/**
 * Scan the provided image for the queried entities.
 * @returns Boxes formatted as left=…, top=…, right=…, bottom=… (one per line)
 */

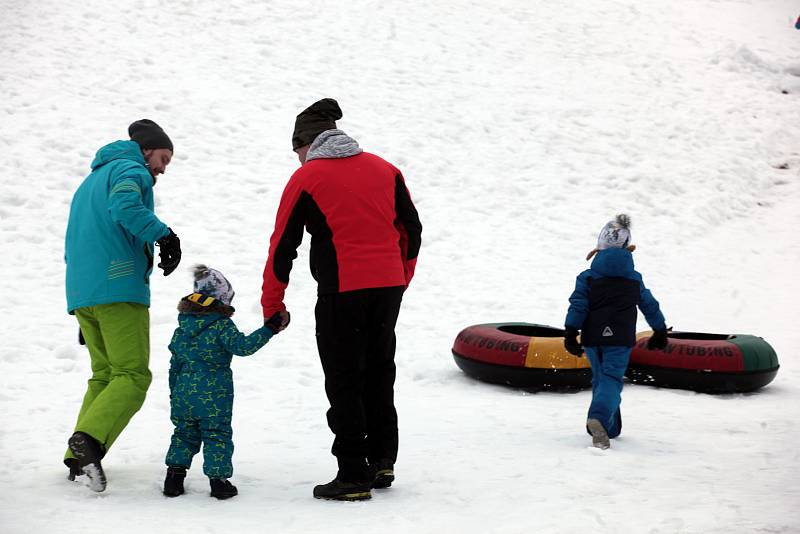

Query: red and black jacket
left=261, top=152, right=422, bottom=318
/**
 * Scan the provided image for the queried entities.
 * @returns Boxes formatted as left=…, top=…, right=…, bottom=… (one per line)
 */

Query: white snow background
left=1, top=1, right=800, bottom=533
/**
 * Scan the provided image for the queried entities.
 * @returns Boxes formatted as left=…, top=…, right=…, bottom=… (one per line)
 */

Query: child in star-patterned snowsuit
left=163, top=265, right=285, bottom=499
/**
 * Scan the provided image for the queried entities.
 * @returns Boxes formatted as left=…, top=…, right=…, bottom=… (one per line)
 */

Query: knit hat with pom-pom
left=192, top=264, right=235, bottom=305
left=586, top=214, right=634, bottom=260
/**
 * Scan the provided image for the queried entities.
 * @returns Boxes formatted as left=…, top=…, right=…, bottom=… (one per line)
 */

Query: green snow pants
left=64, top=302, right=152, bottom=462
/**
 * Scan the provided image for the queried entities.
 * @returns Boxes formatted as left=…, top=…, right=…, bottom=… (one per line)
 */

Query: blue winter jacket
left=565, top=248, right=666, bottom=346
left=65, top=140, right=170, bottom=312
left=168, top=309, right=274, bottom=413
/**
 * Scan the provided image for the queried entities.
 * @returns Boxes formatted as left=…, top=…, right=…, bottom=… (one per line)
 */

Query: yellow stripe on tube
left=525, top=336, right=591, bottom=369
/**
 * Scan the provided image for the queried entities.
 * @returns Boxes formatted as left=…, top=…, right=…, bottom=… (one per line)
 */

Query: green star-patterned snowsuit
left=165, top=297, right=273, bottom=478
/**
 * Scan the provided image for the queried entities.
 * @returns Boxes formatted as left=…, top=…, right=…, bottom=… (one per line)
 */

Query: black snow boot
left=163, top=467, right=187, bottom=497
left=68, top=431, right=107, bottom=492
left=313, top=478, right=372, bottom=501
left=209, top=478, right=238, bottom=500
left=369, top=459, right=395, bottom=489
left=65, top=458, right=82, bottom=481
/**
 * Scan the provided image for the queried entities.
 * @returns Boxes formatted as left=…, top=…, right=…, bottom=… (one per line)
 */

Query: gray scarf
left=306, top=129, right=362, bottom=161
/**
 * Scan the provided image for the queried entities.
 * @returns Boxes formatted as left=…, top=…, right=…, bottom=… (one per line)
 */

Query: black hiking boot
left=163, top=467, right=186, bottom=497
left=209, top=478, right=238, bottom=500
left=370, top=459, right=395, bottom=489
left=65, top=458, right=82, bottom=481
left=313, top=478, right=372, bottom=501
left=68, top=431, right=107, bottom=492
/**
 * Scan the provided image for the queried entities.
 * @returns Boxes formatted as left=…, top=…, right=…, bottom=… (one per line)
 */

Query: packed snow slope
left=1, top=1, right=799, bottom=533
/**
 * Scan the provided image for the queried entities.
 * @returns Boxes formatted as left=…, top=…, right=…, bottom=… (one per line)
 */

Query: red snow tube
left=452, top=323, right=592, bottom=390
left=629, top=331, right=779, bottom=393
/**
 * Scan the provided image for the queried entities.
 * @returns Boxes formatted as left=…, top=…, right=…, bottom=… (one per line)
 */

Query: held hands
left=647, top=328, right=669, bottom=351
left=264, top=310, right=291, bottom=334
left=156, top=228, right=181, bottom=276
left=564, top=327, right=583, bottom=357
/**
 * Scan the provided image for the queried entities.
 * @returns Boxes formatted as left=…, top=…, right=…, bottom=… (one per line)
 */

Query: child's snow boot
left=369, top=459, right=394, bottom=489
left=209, top=478, right=238, bottom=500
left=313, top=478, right=372, bottom=501
left=163, top=467, right=186, bottom=497
left=68, top=431, right=107, bottom=492
left=586, top=418, right=610, bottom=450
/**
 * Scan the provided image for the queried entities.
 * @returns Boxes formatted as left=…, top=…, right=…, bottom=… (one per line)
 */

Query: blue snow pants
left=584, top=345, right=630, bottom=439
left=165, top=369, right=234, bottom=479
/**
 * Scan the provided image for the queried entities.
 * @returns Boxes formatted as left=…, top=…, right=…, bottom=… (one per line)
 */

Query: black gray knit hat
left=292, top=98, right=342, bottom=150
left=129, top=119, right=173, bottom=152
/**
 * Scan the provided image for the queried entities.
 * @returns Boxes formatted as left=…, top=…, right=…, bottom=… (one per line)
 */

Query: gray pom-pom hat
left=586, top=214, right=636, bottom=260
left=192, top=264, right=235, bottom=305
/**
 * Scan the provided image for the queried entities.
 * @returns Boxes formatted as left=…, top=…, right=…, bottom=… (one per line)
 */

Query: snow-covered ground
left=1, top=1, right=799, bottom=532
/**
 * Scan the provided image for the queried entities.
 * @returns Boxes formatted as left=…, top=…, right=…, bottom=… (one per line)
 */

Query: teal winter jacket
left=168, top=304, right=274, bottom=417
left=65, top=140, right=170, bottom=312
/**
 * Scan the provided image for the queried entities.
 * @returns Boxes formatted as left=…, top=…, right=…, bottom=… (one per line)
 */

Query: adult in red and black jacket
left=260, top=98, right=421, bottom=499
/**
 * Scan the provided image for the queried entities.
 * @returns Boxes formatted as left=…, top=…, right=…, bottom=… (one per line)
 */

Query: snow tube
left=452, top=323, right=592, bottom=389
left=628, top=331, right=779, bottom=393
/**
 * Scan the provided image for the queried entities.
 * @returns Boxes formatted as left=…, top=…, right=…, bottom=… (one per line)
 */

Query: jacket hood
left=306, top=129, right=362, bottom=161
left=590, top=247, right=635, bottom=277
left=91, top=140, right=147, bottom=171
left=178, top=296, right=235, bottom=317
left=175, top=297, right=234, bottom=338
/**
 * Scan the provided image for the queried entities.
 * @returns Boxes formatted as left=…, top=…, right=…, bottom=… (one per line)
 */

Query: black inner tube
left=666, top=332, right=733, bottom=341
left=495, top=326, right=734, bottom=341
left=497, top=324, right=565, bottom=337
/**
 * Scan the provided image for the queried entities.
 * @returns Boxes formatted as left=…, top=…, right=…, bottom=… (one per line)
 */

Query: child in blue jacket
left=163, top=265, right=285, bottom=499
left=563, top=215, right=668, bottom=449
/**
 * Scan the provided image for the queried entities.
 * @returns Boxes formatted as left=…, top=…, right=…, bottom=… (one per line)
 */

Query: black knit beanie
left=128, top=119, right=174, bottom=152
left=292, top=98, right=342, bottom=150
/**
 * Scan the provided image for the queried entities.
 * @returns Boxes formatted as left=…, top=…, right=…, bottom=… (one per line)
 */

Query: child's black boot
left=210, top=478, right=238, bottom=500
left=163, top=467, right=186, bottom=497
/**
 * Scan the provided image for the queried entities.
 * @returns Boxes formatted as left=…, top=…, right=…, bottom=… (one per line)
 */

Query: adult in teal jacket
left=64, top=119, right=182, bottom=492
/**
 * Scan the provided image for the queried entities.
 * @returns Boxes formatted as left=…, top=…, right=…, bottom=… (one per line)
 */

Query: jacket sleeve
left=167, top=333, right=180, bottom=393
left=261, top=174, right=307, bottom=318
left=394, top=173, right=422, bottom=286
left=107, top=164, right=170, bottom=243
left=168, top=355, right=178, bottom=393
left=218, top=320, right=274, bottom=356
left=564, top=271, right=590, bottom=330
left=637, top=274, right=667, bottom=331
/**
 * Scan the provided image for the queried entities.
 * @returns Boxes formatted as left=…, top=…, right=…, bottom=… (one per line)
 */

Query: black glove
left=156, top=228, right=181, bottom=276
left=564, top=327, right=583, bottom=357
left=264, top=310, right=290, bottom=333
left=647, top=328, right=669, bottom=351
left=78, top=328, right=85, bottom=346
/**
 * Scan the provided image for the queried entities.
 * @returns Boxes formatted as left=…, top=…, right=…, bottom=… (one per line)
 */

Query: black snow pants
left=314, top=285, right=405, bottom=482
